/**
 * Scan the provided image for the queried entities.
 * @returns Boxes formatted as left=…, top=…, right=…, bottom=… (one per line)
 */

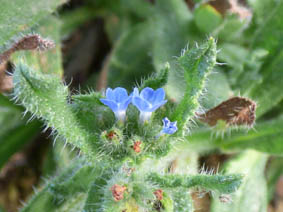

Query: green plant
left=1, top=0, right=283, bottom=211
left=11, top=37, right=244, bottom=211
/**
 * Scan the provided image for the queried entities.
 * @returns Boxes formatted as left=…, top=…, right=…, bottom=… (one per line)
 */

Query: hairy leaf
left=71, top=92, right=115, bottom=134
left=21, top=161, right=97, bottom=212
left=147, top=172, right=243, bottom=194
left=13, top=63, right=97, bottom=160
left=211, top=150, right=268, bottom=212
left=140, top=63, right=169, bottom=90
left=171, top=37, right=217, bottom=133
left=219, top=116, right=283, bottom=155
left=0, top=0, right=67, bottom=52
left=246, top=1, right=283, bottom=116
left=172, top=189, right=194, bottom=212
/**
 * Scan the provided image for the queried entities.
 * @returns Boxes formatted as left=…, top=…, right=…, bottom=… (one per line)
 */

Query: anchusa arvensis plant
left=12, top=38, right=244, bottom=211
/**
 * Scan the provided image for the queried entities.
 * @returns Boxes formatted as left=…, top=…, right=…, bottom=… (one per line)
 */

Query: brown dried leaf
left=228, top=0, right=252, bottom=20
left=0, top=34, right=55, bottom=65
left=0, top=63, right=13, bottom=92
left=198, top=97, right=256, bottom=127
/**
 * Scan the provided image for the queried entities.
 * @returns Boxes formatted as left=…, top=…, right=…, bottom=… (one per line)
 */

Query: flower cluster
left=100, top=87, right=177, bottom=135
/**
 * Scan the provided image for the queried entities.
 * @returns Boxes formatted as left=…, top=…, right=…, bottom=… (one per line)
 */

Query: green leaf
left=0, top=121, right=41, bottom=170
left=147, top=172, right=243, bottom=194
left=13, top=63, right=97, bottom=160
left=194, top=4, right=222, bottom=33
left=248, top=49, right=283, bottom=117
left=218, top=117, right=283, bottom=155
left=214, top=14, right=250, bottom=42
left=251, top=1, right=283, bottom=53
left=71, top=92, right=115, bottom=134
left=0, top=0, right=67, bottom=51
left=151, top=0, right=199, bottom=101
left=61, top=7, right=97, bottom=37
left=184, top=116, right=283, bottom=155
left=0, top=94, right=41, bottom=170
left=171, top=37, right=217, bottom=133
left=0, top=206, right=6, bottom=212
left=266, top=157, right=283, bottom=202
left=0, top=17, right=63, bottom=170
left=120, top=0, right=154, bottom=18
left=160, top=192, right=174, bottom=212
left=83, top=171, right=111, bottom=212
left=211, top=150, right=268, bottom=212
left=21, top=160, right=97, bottom=212
left=0, top=95, right=23, bottom=139
left=41, top=138, right=78, bottom=179
left=140, top=63, right=169, bottom=90
left=245, top=1, right=283, bottom=116
left=247, top=0, right=281, bottom=26
left=107, top=23, right=155, bottom=90
left=217, top=43, right=249, bottom=73
left=71, top=92, right=104, bottom=107
left=231, top=48, right=267, bottom=93
left=152, top=0, right=193, bottom=73
left=200, top=69, right=232, bottom=109
left=0, top=93, right=21, bottom=109
left=172, top=189, right=194, bottom=212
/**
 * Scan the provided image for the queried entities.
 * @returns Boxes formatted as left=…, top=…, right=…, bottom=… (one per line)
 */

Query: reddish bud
left=133, top=141, right=142, bottom=153
left=110, top=184, right=127, bottom=201
left=154, top=189, right=163, bottom=201
left=107, top=130, right=117, bottom=140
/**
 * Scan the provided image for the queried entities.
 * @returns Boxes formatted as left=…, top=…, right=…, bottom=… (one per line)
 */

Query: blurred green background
left=0, top=0, right=283, bottom=211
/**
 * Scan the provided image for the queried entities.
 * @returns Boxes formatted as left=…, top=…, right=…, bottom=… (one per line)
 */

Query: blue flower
left=100, top=87, right=132, bottom=121
left=161, top=117, right=177, bottom=135
left=132, top=87, right=167, bottom=122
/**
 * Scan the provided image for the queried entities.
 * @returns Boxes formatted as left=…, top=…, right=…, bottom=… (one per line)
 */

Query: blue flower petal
left=149, top=100, right=167, bottom=112
left=132, top=87, right=168, bottom=122
left=113, top=87, right=129, bottom=102
left=101, top=87, right=133, bottom=121
left=120, top=96, right=132, bottom=111
left=161, top=117, right=178, bottom=135
left=106, top=88, right=115, bottom=101
left=163, top=126, right=177, bottom=134
left=100, top=99, right=118, bottom=112
left=131, top=87, right=139, bottom=97
left=132, top=96, right=150, bottom=111
left=153, top=88, right=165, bottom=104
left=140, top=87, right=155, bottom=102
left=162, top=117, right=170, bottom=127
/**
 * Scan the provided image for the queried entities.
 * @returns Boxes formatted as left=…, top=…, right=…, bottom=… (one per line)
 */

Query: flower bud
left=101, top=127, right=123, bottom=146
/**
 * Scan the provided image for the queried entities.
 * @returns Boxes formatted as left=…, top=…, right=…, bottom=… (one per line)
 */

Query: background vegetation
left=0, top=0, right=283, bottom=211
